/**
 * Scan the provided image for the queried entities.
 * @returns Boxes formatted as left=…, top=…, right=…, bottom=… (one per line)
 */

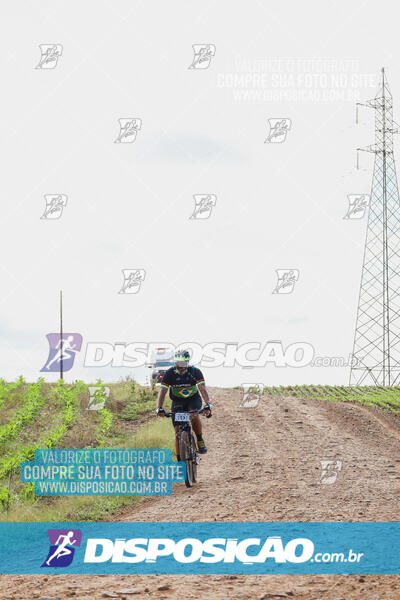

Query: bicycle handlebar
left=163, top=408, right=208, bottom=418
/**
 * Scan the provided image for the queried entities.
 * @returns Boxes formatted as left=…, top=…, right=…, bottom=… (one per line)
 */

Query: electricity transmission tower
left=350, top=68, right=400, bottom=386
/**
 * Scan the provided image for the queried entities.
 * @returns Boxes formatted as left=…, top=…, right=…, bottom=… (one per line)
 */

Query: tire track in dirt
left=2, top=387, right=400, bottom=599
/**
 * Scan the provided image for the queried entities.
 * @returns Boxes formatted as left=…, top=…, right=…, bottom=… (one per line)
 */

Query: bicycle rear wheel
left=180, top=430, right=193, bottom=488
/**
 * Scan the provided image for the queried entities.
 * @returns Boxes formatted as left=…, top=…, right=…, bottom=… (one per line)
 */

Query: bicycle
left=165, top=407, right=209, bottom=488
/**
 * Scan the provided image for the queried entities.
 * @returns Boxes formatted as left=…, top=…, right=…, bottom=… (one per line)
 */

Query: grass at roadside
left=0, top=377, right=170, bottom=522
left=125, top=418, right=175, bottom=451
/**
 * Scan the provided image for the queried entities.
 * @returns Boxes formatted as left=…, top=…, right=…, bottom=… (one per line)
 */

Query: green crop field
left=0, top=376, right=174, bottom=523
left=260, top=384, right=400, bottom=412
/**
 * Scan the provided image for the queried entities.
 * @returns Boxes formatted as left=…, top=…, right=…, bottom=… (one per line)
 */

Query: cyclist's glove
left=203, top=403, right=212, bottom=418
left=156, top=408, right=165, bottom=415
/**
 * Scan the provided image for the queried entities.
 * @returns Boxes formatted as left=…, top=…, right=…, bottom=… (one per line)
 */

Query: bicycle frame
left=165, top=408, right=205, bottom=487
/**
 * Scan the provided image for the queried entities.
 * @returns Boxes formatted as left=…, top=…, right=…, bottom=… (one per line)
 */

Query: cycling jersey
left=160, top=366, right=205, bottom=401
left=170, top=395, right=202, bottom=426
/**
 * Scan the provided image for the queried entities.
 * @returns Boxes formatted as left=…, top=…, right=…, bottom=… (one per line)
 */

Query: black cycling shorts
left=170, top=395, right=202, bottom=426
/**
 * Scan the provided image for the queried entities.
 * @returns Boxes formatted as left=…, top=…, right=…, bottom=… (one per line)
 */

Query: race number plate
left=174, top=412, right=190, bottom=422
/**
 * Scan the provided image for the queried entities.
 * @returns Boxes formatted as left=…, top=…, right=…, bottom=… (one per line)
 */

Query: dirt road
left=2, top=388, right=400, bottom=599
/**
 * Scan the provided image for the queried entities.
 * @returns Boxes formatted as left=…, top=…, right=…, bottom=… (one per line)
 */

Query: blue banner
left=0, top=522, right=399, bottom=574
left=19, top=449, right=184, bottom=496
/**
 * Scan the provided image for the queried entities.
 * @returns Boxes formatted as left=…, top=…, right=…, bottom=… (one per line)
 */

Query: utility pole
left=60, top=290, right=63, bottom=381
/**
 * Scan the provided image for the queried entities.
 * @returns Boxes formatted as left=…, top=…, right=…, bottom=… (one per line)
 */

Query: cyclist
left=156, top=350, right=212, bottom=459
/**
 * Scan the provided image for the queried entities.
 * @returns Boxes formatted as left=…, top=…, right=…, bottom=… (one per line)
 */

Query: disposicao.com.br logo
left=1, top=522, right=392, bottom=574
left=40, top=335, right=360, bottom=373
left=83, top=536, right=363, bottom=565
left=38, top=531, right=364, bottom=570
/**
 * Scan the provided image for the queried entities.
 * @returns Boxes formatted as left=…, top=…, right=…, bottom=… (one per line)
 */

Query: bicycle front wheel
left=180, top=430, right=193, bottom=488
left=191, top=435, right=198, bottom=483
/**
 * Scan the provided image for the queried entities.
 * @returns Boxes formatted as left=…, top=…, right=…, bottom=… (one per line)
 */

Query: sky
left=0, top=0, right=398, bottom=386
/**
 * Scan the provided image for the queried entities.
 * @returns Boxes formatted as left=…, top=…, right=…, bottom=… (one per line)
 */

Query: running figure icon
left=45, top=335, right=76, bottom=370
left=41, top=528, right=82, bottom=568
left=45, top=531, right=77, bottom=566
left=40, top=333, right=83, bottom=373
